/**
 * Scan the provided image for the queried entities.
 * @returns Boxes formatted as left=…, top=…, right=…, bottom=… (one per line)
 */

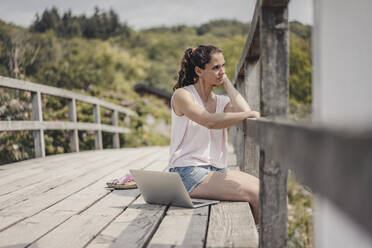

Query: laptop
left=130, top=169, right=219, bottom=208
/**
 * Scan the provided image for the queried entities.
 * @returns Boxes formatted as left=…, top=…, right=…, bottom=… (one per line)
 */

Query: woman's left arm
left=222, top=75, right=252, bottom=113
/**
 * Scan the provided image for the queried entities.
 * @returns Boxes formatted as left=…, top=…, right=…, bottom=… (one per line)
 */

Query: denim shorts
left=169, top=165, right=227, bottom=193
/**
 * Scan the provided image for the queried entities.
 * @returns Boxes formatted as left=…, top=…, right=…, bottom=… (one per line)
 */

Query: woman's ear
left=195, top=66, right=202, bottom=77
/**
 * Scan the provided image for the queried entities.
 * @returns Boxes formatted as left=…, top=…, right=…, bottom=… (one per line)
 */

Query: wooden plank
left=233, top=0, right=261, bottom=82
left=243, top=60, right=261, bottom=177
left=0, top=148, right=146, bottom=184
left=259, top=6, right=289, bottom=117
left=0, top=148, right=155, bottom=208
left=258, top=3, right=289, bottom=247
left=0, top=120, right=130, bottom=133
left=23, top=149, right=168, bottom=248
left=235, top=77, right=246, bottom=171
left=0, top=148, right=163, bottom=236
left=85, top=159, right=170, bottom=248
left=68, top=98, right=79, bottom=152
left=261, top=0, right=289, bottom=7
left=0, top=149, right=130, bottom=205
left=27, top=189, right=140, bottom=248
left=0, top=76, right=136, bottom=116
left=31, top=91, right=45, bottom=158
left=0, top=150, right=133, bottom=216
left=0, top=147, right=169, bottom=247
left=206, top=202, right=258, bottom=248
left=227, top=144, right=238, bottom=170
left=259, top=149, right=287, bottom=248
left=0, top=149, right=107, bottom=180
left=148, top=206, right=209, bottom=248
left=94, top=104, right=103, bottom=150
left=0, top=151, right=112, bottom=197
left=0, top=147, right=165, bottom=231
left=87, top=197, right=167, bottom=248
left=112, top=110, right=120, bottom=148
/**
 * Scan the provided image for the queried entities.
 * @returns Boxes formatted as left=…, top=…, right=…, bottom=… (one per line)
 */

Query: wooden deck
left=0, top=146, right=258, bottom=248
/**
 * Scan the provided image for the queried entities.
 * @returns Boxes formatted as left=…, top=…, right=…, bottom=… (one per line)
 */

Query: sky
left=0, top=0, right=313, bottom=30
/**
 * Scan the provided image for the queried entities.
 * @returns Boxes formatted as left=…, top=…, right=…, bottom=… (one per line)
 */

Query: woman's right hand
left=248, top=111, right=261, bottom=119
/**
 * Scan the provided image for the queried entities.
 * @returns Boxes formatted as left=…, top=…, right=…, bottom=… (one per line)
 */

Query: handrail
left=233, top=0, right=260, bottom=82
left=0, top=76, right=136, bottom=116
left=246, top=118, right=372, bottom=235
left=0, top=76, right=136, bottom=158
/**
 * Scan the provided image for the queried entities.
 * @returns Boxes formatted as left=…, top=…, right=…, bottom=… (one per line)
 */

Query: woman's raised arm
left=222, top=75, right=254, bottom=113
left=173, top=88, right=259, bottom=129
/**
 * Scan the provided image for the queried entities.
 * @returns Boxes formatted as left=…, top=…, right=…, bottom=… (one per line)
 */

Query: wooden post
left=259, top=3, right=289, bottom=247
left=243, top=59, right=261, bottom=177
left=68, top=98, right=79, bottom=152
left=235, top=75, right=246, bottom=171
left=112, top=110, right=120, bottom=148
left=93, top=104, right=103, bottom=150
left=259, top=149, right=288, bottom=248
left=31, top=91, right=45, bottom=158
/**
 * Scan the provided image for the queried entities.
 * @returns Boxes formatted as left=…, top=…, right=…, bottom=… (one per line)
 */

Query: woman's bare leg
left=189, top=170, right=259, bottom=224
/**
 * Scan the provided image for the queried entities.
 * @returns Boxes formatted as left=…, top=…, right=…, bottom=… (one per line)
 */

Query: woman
left=169, top=45, right=260, bottom=223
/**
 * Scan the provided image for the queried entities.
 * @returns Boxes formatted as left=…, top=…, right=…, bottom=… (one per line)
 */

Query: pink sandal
left=106, top=173, right=137, bottom=189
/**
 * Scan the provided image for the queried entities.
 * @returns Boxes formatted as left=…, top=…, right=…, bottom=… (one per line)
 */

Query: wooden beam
left=0, top=121, right=130, bottom=133
left=93, top=104, right=103, bottom=150
left=243, top=60, right=261, bottom=177
left=261, top=0, right=289, bottom=7
left=0, top=76, right=136, bottom=117
left=258, top=149, right=288, bottom=248
left=245, top=118, right=372, bottom=236
left=112, top=110, right=120, bottom=148
left=206, top=202, right=258, bottom=247
left=259, top=3, right=289, bottom=247
left=234, top=76, right=246, bottom=171
left=233, top=0, right=261, bottom=83
left=68, top=98, right=79, bottom=153
left=31, top=91, right=45, bottom=158
left=260, top=6, right=289, bottom=117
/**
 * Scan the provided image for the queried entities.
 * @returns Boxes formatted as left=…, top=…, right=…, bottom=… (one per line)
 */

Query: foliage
left=30, top=7, right=133, bottom=40
left=196, top=19, right=250, bottom=37
left=288, top=172, right=314, bottom=248
left=289, top=22, right=312, bottom=119
left=0, top=88, right=34, bottom=164
left=0, top=131, right=34, bottom=165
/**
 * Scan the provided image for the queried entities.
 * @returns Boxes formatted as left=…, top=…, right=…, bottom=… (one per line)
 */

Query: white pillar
left=313, top=0, right=372, bottom=247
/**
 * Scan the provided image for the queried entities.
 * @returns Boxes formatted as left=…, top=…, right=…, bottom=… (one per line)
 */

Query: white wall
left=312, top=0, right=372, bottom=247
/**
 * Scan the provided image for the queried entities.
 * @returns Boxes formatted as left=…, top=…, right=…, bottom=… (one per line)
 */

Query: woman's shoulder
left=173, top=86, right=194, bottom=100
left=172, top=86, right=196, bottom=115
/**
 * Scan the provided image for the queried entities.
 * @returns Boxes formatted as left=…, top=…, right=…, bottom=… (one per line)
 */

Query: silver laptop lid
left=130, top=169, right=194, bottom=208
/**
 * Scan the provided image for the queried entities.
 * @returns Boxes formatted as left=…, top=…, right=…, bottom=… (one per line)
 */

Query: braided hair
left=173, top=45, right=223, bottom=91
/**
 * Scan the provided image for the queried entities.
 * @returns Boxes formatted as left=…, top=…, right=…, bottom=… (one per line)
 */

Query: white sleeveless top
left=168, top=85, right=230, bottom=169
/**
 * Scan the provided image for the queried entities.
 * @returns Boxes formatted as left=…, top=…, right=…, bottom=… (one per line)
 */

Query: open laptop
left=130, top=169, right=219, bottom=208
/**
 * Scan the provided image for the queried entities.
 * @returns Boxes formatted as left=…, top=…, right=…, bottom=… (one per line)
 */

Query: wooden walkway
left=0, top=146, right=258, bottom=248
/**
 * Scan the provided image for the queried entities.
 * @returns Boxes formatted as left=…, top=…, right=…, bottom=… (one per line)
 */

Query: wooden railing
left=0, top=76, right=136, bottom=158
left=231, top=0, right=372, bottom=247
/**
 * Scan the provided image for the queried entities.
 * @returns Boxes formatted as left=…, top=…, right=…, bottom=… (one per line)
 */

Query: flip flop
left=106, top=173, right=137, bottom=189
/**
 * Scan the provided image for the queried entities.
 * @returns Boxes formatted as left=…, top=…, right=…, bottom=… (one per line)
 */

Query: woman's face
left=197, top=52, right=226, bottom=86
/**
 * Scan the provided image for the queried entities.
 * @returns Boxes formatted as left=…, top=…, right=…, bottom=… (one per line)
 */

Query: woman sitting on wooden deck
left=169, top=45, right=260, bottom=223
